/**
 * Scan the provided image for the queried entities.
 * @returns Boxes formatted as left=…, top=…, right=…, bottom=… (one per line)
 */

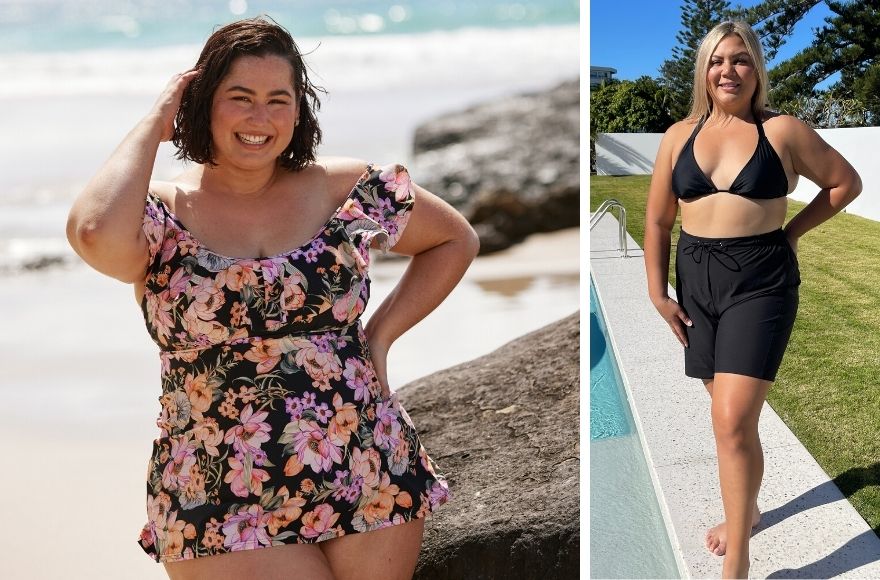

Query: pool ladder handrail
left=590, top=199, right=628, bottom=257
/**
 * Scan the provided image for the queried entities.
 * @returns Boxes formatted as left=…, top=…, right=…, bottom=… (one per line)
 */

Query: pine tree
left=659, top=0, right=732, bottom=120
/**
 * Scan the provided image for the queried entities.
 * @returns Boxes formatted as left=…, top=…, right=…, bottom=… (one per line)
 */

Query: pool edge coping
left=590, top=212, right=880, bottom=579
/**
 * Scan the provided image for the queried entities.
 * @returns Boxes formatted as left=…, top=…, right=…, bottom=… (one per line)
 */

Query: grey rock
left=398, top=312, right=580, bottom=579
left=412, top=80, right=579, bottom=254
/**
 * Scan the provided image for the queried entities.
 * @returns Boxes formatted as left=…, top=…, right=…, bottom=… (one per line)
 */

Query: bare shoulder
left=762, top=111, right=812, bottom=135
left=663, top=119, right=698, bottom=147
left=315, top=156, right=371, bottom=203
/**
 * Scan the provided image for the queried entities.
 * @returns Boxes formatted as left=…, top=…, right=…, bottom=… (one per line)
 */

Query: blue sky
left=589, top=0, right=835, bottom=84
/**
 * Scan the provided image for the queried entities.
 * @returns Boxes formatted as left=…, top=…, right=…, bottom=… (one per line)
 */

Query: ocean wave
left=0, top=24, right=578, bottom=99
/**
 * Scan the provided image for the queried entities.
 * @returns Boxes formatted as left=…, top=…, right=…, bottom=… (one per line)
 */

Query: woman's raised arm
left=66, top=70, right=198, bottom=282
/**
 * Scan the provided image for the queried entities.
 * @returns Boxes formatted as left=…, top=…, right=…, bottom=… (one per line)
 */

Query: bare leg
left=708, top=372, right=770, bottom=579
left=703, top=377, right=762, bottom=559
left=164, top=543, right=336, bottom=580
left=319, top=517, right=426, bottom=580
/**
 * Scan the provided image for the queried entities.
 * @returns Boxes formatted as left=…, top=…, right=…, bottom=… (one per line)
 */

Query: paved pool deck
left=590, top=214, right=880, bottom=579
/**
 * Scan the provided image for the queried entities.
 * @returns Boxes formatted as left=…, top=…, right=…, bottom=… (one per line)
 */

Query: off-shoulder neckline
left=149, top=164, right=374, bottom=262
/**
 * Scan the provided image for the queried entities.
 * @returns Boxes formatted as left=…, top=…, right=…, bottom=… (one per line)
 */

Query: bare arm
left=781, top=116, right=862, bottom=248
left=66, top=70, right=198, bottom=283
left=364, top=183, right=480, bottom=395
left=644, top=123, right=692, bottom=346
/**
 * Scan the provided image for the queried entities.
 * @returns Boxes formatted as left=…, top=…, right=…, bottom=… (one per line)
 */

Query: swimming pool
left=590, top=279, right=681, bottom=579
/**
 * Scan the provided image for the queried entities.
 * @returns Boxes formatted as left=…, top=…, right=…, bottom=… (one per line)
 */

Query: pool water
left=590, top=280, right=681, bottom=579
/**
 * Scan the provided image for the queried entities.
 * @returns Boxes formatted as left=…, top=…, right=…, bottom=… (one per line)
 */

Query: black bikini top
left=671, top=116, right=788, bottom=200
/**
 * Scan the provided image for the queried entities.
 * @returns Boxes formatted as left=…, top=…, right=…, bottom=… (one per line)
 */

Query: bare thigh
left=163, top=543, right=335, bottom=580
left=319, top=517, right=426, bottom=580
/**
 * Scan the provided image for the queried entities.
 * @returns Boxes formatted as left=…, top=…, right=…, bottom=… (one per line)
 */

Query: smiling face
left=706, top=34, right=758, bottom=112
left=210, top=54, right=299, bottom=170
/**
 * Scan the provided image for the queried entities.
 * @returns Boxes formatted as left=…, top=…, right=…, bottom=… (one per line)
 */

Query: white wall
left=596, top=127, right=880, bottom=221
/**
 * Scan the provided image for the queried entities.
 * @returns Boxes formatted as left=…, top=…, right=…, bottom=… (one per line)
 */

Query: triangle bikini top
left=671, top=115, right=789, bottom=200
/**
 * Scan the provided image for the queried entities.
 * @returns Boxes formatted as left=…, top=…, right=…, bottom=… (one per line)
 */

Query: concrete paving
left=590, top=213, right=880, bottom=579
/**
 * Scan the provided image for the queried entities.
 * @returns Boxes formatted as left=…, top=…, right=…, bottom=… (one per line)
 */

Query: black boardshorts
left=675, top=228, right=800, bottom=382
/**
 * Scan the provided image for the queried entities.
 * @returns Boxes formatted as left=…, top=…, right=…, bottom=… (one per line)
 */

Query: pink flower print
left=146, top=290, right=175, bottom=346
left=343, top=357, right=376, bottom=403
left=304, top=248, right=319, bottom=263
left=301, top=391, right=317, bottom=409
left=379, top=164, right=413, bottom=202
left=224, top=263, right=259, bottom=292
left=294, top=344, right=343, bottom=392
left=161, top=435, right=198, bottom=492
left=285, top=396, right=304, bottom=420
left=349, top=447, right=382, bottom=494
left=314, top=402, right=332, bottom=424
left=338, top=198, right=366, bottom=221
left=311, top=238, right=326, bottom=253
left=373, top=398, right=402, bottom=453
left=300, top=504, right=341, bottom=540
left=428, top=480, right=451, bottom=509
left=331, top=286, right=365, bottom=324
left=160, top=233, right=183, bottom=264
left=222, top=505, right=272, bottom=551
left=167, top=268, right=191, bottom=300
left=258, top=257, right=286, bottom=285
left=290, top=418, right=344, bottom=473
left=224, top=454, right=271, bottom=498
left=281, top=275, right=306, bottom=312
left=189, top=276, right=225, bottom=321
left=146, top=492, right=173, bottom=532
left=223, top=404, right=271, bottom=456
left=244, top=339, right=283, bottom=374
left=177, top=238, right=198, bottom=256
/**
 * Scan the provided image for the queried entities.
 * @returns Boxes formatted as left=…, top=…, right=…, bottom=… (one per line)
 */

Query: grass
left=591, top=175, right=880, bottom=535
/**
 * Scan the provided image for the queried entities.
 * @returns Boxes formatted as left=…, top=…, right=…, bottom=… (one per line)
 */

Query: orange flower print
left=294, top=344, right=343, bottom=391
left=230, top=302, right=251, bottom=327
left=189, top=276, right=226, bottom=321
left=349, top=447, right=382, bottom=494
left=267, top=487, right=307, bottom=535
left=192, top=417, right=223, bottom=457
left=331, top=286, right=364, bottom=324
left=281, top=274, right=306, bottom=311
left=244, top=339, right=283, bottom=374
left=395, top=490, right=413, bottom=509
left=300, top=504, right=341, bottom=540
left=337, top=198, right=366, bottom=221
left=184, top=372, right=214, bottom=414
left=224, top=263, right=258, bottom=292
left=362, top=472, right=400, bottom=524
left=146, top=290, right=175, bottom=346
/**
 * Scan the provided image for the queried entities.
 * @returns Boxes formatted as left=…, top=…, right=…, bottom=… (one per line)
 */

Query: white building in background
left=590, top=66, right=617, bottom=87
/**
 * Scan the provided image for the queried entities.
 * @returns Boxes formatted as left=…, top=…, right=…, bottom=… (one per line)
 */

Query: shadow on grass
left=756, top=462, right=880, bottom=577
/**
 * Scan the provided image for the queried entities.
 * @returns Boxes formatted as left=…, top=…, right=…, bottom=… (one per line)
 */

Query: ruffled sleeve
left=341, top=163, right=416, bottom=253
left=142, top=191, right=167, bottom=271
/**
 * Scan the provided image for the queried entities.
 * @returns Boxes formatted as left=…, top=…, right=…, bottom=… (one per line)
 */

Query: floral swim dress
left=137, top=163, right=451, bottom=563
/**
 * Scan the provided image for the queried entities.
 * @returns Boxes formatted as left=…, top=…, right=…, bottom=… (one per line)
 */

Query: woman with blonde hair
left=67, top=16, right=478, bottom=580
left=645, top=20, right=861, bottom=578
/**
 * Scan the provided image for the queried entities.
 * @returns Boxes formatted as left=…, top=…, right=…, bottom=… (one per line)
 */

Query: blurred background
left=0, top=1, right=580, bottom=578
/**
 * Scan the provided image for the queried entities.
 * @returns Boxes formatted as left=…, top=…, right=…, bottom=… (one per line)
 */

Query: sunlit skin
left=644, top=29, right=862, bottom=580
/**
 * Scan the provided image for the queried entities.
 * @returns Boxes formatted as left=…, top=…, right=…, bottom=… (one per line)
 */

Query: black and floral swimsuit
left=137, top=163, right=451, bottom=563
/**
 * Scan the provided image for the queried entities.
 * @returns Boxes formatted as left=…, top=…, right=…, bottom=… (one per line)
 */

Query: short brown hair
left=173, top=15, right=324, bottom=171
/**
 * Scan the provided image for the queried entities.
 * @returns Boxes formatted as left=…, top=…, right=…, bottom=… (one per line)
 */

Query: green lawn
left=591, top=175, right=880, bottom=535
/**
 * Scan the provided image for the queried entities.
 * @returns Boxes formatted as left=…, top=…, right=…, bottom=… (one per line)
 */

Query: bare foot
left=705, top=505, right=761, bottom=556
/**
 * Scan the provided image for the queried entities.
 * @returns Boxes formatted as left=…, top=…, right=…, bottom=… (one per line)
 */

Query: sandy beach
left=0, top=13, right=579, bottom=576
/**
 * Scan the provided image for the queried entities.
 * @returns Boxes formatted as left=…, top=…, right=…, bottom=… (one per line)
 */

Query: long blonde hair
left=687, top=21, right=769, bottom=121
